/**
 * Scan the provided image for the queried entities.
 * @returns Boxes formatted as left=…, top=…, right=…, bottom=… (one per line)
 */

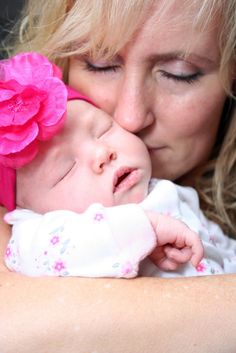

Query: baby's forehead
left=66, top=99, right=112, bottom=130
left=38, top=99, right=111, bottom=163
left=67, top=99, right=97, bottom=117
left=38, top=100, right=96, bottom=154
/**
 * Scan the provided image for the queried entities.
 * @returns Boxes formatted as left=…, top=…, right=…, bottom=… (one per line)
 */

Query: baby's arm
left=5, top=202, right=203, bottom=277
left=4, top=204, right=157, bottom=278
left=146, top=212, right=204, bottom=271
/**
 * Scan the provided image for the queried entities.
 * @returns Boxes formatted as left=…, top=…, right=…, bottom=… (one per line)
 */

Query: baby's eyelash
left=53, top=162, right=76, bottom=186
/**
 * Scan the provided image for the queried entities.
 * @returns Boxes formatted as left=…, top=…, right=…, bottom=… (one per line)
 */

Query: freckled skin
left=69, top=2, right=227, bottom=183
left=1, top=1, right=236, bottom=353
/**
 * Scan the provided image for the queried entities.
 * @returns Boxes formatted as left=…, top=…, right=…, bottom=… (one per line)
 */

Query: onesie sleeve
left=4, top=203, right=156, bottom=278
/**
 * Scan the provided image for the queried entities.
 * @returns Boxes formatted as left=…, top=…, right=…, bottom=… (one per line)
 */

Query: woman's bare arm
left=1, top=207, right=236, bottom=353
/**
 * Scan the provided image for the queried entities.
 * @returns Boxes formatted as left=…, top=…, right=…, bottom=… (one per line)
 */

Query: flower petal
left=0, top=122, right=39, bottom=154
left=36, top=77, right=67, bottom=139
left=0, top=52, right=55, bottom=87
left=0, top=140, right=39, bottom=169
left=0, top=80, right=25, bottom=101
left=0, top=52, right=66, bottom=168
left=0, top=90, right=43, bottom=127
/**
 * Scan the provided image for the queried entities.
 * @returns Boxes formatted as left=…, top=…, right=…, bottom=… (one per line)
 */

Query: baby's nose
left=92, top=145, right=117, bottom=174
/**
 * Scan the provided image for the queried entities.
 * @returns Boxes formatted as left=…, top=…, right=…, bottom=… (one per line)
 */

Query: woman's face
left=69, top=1, right=227, bottom=182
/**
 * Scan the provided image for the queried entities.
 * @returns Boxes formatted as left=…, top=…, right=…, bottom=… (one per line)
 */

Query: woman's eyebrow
left=149, top=51, right=216, bottom=67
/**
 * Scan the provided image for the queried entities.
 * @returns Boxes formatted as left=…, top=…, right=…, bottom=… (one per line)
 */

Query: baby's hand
left=146, top=212, right=204, bottom=271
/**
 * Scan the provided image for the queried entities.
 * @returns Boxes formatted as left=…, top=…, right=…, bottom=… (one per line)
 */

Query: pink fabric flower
left=196, top=261, right=207, bottom=272
left=0, top=52, right=67, bottom=168
left=50, top=235, right=60, bottom=245
left=54, top=261, right=66, bottom=272
left=5, top=246, right=12, bottom=258
left=94, top=213, right=104, bottom=221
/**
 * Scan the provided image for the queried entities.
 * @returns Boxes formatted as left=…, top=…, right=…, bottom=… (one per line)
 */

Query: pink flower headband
left=0, top=52, right=93, bottom=211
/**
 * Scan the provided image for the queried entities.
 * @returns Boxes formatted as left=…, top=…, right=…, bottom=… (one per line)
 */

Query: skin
left=16, top=100, right=151, bottom=213
left=69, top=1, right=227, bottom=182
left=1, top=222, right=236, bottom=353
left=16, top=100, right=203, bottom=270
left=1, top=1, right=236, bottom=351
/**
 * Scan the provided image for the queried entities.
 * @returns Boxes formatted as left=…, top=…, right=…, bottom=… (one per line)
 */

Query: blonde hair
left=5, top=0, right=236, bottom=237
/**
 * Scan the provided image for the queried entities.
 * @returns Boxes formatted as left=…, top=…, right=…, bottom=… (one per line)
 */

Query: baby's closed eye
left=52, top=161, right=76, bottom=187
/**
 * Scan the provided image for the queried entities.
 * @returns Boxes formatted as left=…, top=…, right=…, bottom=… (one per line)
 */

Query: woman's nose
left=92, top=144, right=117, bottom=174
left=113, top=76, right=155, bottom=133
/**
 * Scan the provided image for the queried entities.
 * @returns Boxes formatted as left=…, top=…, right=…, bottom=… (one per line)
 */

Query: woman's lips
left=113, top=167, right=140, bottom=193
left=148, top=146, right=166, bottom=152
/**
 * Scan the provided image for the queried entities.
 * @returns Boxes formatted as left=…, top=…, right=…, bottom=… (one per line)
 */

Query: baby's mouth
left=113, top=167, right=138, bottom=193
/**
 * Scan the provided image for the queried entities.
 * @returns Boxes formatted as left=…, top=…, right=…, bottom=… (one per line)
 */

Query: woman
left=1, top=0, right=236, bottom=352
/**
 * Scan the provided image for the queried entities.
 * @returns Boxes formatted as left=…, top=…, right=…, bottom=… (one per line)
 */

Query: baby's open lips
left=113, top=167, right=138, bottom=193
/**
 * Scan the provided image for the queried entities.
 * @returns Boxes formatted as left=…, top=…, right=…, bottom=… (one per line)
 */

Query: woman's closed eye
left=155, top=60, right=203, bottom=85
left=160, top=70, right=202, bottom=84
left=84, top=58, right=121, bottom=74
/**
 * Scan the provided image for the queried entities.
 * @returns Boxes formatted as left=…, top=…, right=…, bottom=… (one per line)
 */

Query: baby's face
left=17, top=100, right=151, bottom=213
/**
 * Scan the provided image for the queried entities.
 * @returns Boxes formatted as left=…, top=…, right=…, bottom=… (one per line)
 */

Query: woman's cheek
left=169, top=89, right=225, bottom=139
left=68, top=59, right=119, bottom=114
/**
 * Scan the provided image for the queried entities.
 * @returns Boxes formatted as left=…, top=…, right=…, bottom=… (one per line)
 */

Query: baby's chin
left=115, top=190, right=150, bottom=206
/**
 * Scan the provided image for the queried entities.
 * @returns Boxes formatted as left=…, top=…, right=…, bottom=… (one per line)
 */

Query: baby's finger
left=182, top=231, right=204, bottom=267
left=158, top=257, right=179, bottom=271
left=190, top=245, right=204, bottom=267
left=164, top=246, right=192, bottom=263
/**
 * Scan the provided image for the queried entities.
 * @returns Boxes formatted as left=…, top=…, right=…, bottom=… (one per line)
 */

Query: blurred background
left=0, top=0, right=25, bottom=58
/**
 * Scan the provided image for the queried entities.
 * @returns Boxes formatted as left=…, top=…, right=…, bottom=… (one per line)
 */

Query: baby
left=2, top=53, right=236, bottom=278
